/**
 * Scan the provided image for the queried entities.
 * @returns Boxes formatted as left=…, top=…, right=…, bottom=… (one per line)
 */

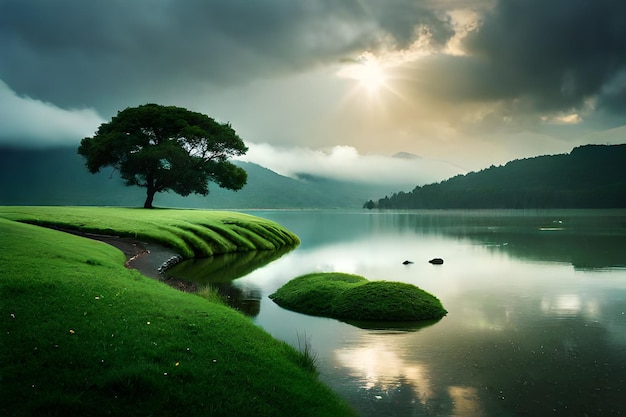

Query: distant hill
left=0, top=146, right=400, bottom=209
left=391, top=152, right=422, bottom=160
left=366, top=144, right=626, bottom=209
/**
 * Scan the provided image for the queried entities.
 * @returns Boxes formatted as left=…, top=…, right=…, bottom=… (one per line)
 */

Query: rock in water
left=158, top=255, right=183, bottom=274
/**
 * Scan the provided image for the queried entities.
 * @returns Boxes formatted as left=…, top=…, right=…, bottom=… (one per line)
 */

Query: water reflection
left=448, top=387, right=484, bottom=417
left=375, top=209, right=626, bottom=269
left=213, top=282, right=262, bottom=317
left=331, top=332, right=489, bottom=417
left=327, top=286, right=626, bottom=416
left=335, top=336, right=434, bottom=400
left=249, top=209, right=626, bottom=270
left=341, top=318, right=440, bottom=331
left=163, top=245, right=294, bottom=316
left=166, top=245, right=294, bottom=283
left=172, top=210, right=626, bottom=416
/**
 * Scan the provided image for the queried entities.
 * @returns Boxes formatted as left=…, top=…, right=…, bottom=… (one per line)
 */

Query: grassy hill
left=0, top=207, right=354, bottom=416
left=0, top=146, right=398, bottom=208
left=369, top=144, right=626, bottom=209
left=0, top=206, right=299, bottom=257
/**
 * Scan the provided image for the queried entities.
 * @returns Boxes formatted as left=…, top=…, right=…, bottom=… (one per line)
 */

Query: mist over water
left=170, top=209, right=626, bottom=416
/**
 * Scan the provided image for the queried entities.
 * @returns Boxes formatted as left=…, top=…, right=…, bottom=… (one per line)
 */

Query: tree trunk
left=144, top=186, right=156, bottom=209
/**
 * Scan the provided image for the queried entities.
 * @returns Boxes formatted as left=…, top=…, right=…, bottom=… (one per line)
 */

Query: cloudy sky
left=1, top=0, right=625, bottom=184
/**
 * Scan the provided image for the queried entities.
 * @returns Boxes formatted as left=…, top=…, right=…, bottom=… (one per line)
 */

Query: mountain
left=368, top=144, right=626, bottom=209
left=392, top=152, right=422, bottom=160
left=0, top=146, right=400, bottom=208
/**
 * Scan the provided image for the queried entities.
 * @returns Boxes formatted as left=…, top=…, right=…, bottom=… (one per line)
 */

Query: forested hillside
left=366, top=144, right=626, bottom=209
left=0, top=146, right=396, bottom=208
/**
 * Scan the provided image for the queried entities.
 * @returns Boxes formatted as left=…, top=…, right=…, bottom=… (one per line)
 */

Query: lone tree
left=78, top=104, right=248, bottom=208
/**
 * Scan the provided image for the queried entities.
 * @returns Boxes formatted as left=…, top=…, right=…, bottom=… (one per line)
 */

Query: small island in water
left=269, top=272, right=447, bottom=322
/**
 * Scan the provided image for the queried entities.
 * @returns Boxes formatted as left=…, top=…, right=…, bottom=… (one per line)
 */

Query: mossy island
left=269, top=272, right=447, bottom=322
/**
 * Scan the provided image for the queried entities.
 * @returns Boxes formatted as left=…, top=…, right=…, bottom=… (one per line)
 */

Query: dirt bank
left=54, top=228, right=180, bottom=278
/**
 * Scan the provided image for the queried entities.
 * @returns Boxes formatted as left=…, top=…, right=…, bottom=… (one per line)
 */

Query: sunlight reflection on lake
left=170, top=210, right=626, bottom=416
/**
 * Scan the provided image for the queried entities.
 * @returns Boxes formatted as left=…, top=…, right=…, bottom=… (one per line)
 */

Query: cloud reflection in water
left=333, top=333, right=484, bottom=416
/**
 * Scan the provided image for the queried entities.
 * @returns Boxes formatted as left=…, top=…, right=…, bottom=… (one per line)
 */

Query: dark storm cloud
left=459, top=0, right=626, bottom=114
left=0, top=0, right=455, bottom=114
left=3, top=0, right=625, bottom=133
left=376, top=0, right=626, bottom=135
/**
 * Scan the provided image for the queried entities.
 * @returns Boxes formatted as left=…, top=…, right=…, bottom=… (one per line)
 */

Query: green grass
left=195, top=285, right=228, bottom=305
left=0, top=206, right=300, bottom=258
left=0, top=209, right=355, bottom=417
left=269, top=272, right=448, bottom=322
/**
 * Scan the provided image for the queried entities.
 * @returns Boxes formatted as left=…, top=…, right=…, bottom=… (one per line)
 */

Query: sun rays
left=335, top=50, right=417, bottom=120
left=337, top=52, right=391, bottom=97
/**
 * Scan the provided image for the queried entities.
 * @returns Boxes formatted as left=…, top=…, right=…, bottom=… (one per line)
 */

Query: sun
left=353, top=57, right=387, bottom=92
left=338, top=52, right=389, bottom=94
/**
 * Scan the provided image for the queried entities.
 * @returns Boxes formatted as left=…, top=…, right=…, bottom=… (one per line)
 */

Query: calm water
left=167, top=209, right=626, bottom=416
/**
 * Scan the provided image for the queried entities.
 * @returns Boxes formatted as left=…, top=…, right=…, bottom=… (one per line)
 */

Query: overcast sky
left=1, top=0, right=625, bottom=184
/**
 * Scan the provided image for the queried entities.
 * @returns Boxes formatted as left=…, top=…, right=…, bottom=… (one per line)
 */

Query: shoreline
left=82, top=233, right=205, bottom=292
left=54, top=227, right=181, bottom=279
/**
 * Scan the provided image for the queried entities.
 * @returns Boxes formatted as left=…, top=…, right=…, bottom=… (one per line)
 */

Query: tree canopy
left=78, top=104, right=248, bottom=208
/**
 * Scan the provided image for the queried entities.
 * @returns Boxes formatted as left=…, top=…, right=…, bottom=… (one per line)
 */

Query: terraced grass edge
left=0, top=206, right=300, bottom=258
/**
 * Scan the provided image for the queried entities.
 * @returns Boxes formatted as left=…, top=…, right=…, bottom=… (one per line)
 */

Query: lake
left=166, top=209, right=626, bottom=416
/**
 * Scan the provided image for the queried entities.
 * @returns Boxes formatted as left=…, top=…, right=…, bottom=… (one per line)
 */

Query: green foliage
left=78, top=103, right=248, bottom=208
left=0, top=206, right=300, bottom=258
left=269, top=272, right=447, bottom=322
left=371, top=144, right=626, bottom=209
left=195, top=285, right=227, bottom=305
left=0, top=216, right=354, bottom=417
left=363, top=199, right=376, bottom=209
left=293, top=332, right=319, bottom=375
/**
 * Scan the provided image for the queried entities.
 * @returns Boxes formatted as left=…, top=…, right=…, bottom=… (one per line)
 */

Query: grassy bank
left=0, top=209, right=355, bottom=417
left=270, top=272, right=447, bottom=322
left=0, top=206, right=300, bottom=258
